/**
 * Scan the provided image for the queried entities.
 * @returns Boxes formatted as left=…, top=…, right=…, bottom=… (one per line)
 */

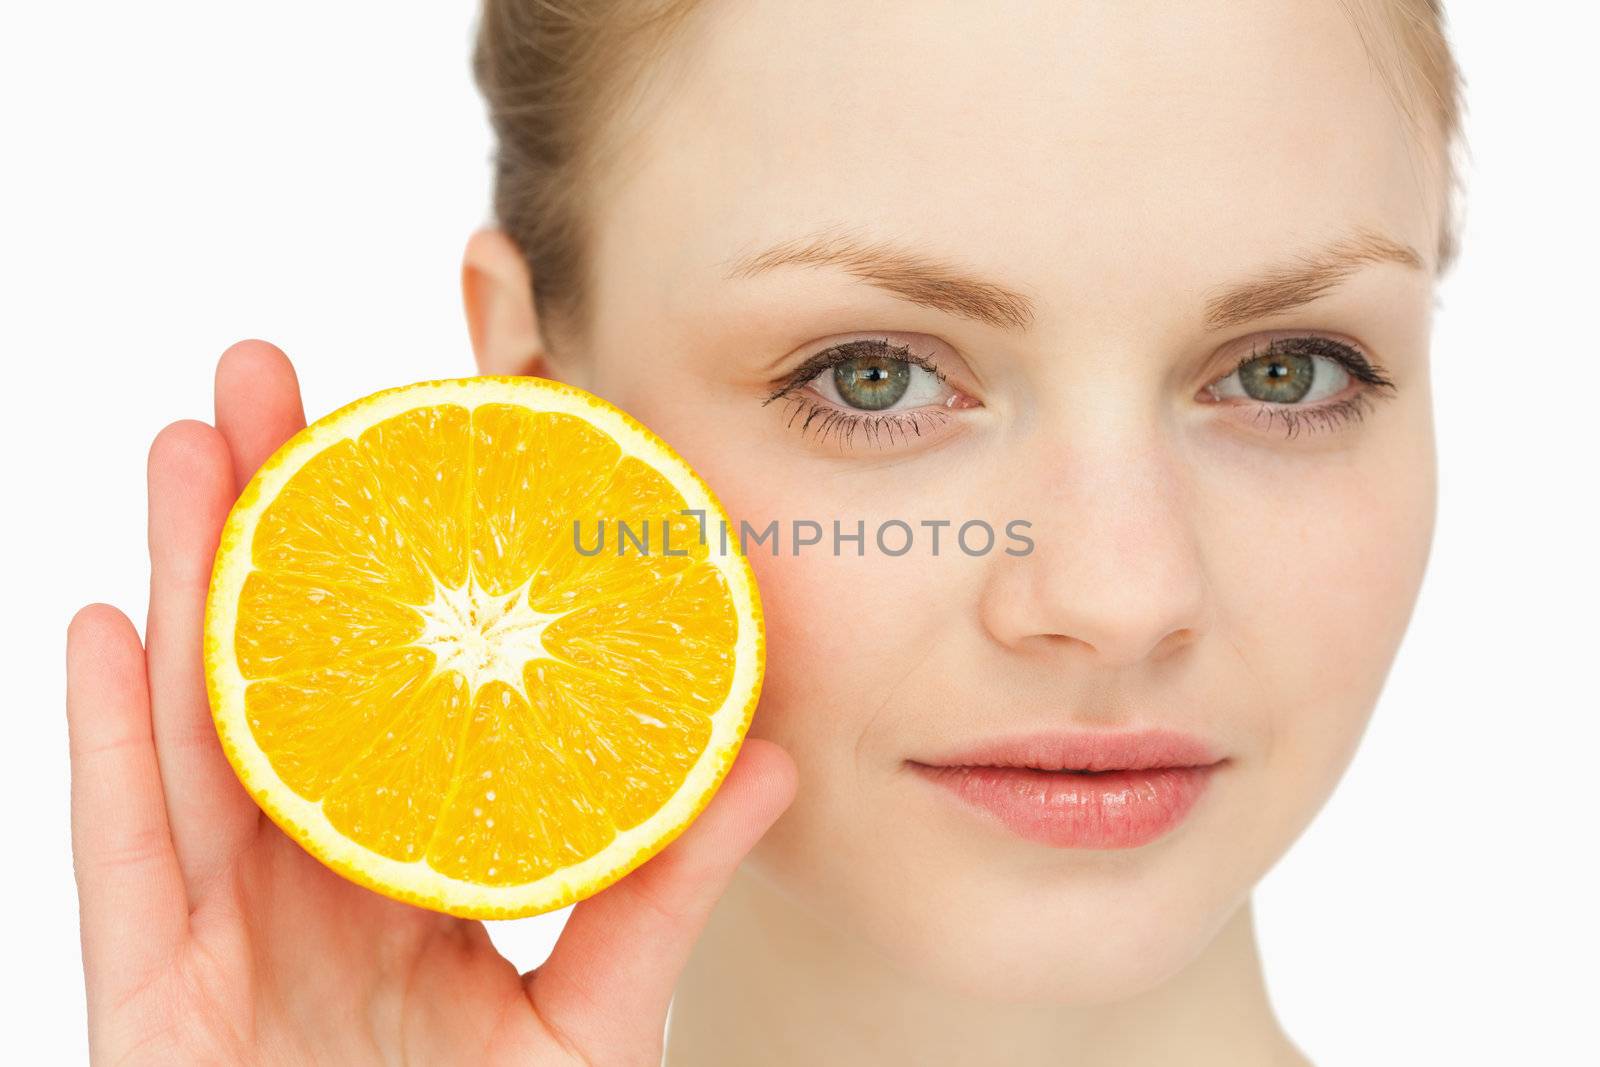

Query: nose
left=978, top=428, right=1208, bottom=669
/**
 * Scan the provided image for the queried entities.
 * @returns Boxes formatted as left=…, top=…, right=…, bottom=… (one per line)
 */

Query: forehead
left=589, top=0, right=1434, bottom=341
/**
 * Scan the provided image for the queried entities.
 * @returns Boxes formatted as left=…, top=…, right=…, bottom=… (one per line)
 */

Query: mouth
left=905, top=728, right=1224, bottom=849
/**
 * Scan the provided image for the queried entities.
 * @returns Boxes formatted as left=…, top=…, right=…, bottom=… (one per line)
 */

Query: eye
left=762, top=337, right=977, bottom=450
left=812, top=351, right=952, bottom=412
left=1204, top=335, right=1398, bottom=438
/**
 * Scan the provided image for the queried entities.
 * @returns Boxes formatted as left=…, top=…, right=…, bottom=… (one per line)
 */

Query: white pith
left=412, top=572, right=562, bottom=699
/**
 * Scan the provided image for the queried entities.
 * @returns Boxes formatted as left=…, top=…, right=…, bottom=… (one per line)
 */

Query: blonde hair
left=473, top=0, right=1466, bottom=349
left=1337, top=0, right=1467, bottom=271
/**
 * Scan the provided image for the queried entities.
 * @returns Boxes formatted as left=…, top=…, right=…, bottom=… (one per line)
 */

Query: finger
left=66, top=604, right=189, bottom=1006
left=528, top=738, right=797, bottom=1063
left=145, top=420, right=260, bottom=891
left=214, top=339, right=307, bottom=489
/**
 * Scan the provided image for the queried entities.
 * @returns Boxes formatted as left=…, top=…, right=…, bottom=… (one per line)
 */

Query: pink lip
left=907, top=728, right=1224, bottom=849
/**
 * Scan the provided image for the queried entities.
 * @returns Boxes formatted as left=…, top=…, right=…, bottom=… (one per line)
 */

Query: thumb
left=525, top=737, right=797, bottom=1062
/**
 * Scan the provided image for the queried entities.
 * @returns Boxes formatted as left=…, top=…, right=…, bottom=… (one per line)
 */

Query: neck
left=665, top=866, right=1311, bottom=1067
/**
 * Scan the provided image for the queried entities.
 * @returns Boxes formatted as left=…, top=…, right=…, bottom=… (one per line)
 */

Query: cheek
left=740, top=540, right=944, bottom=763
left=657, top=441, right=969, bottom=766
left=1213, top=418, right=1436, bottom=822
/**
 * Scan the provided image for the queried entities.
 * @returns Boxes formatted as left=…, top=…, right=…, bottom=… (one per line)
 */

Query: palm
left=118, top=826, right=546, bottom=1063
left=66, top=341, right=796, bottom=1066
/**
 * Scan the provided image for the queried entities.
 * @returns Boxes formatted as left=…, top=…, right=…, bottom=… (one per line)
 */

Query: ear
left=462, top=228, right=557, bottom=379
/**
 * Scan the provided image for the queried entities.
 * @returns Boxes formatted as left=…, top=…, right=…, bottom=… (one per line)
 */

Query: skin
left=68, top=0, right=1442, bottom=1064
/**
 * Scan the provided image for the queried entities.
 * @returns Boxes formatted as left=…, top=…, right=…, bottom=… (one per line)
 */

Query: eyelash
left=762, top=333, right=1398, bottom=448
left=762, top=337, right=953, bottom=449
left=1222, top=335, right=1398, bottom=440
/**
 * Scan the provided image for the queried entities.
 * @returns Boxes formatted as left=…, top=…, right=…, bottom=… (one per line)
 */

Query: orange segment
left=252, top=437, right=435, bottom=604
left=205, top=376, right=764, bottom=918
left=355, top=403, right=473, bottom=590
left=321, top=671, right=472, bottom=863
left=233, top=570, right=425, bottom=679
left=242, top=646, right=437, bottom=798
left=541, top=563, right=737, bottom=711
left=525, top=659, right=714, bottom=833
left=470, top=404, right=620, bottom=596
left=427, top=682, right=613, bottom=886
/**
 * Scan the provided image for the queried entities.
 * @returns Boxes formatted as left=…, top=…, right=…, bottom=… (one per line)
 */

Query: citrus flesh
left=204, top=377, right=764, bottom=918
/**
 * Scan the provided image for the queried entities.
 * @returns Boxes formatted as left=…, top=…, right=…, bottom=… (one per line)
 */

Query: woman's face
left=515, top=0, right=1440, bottom=1000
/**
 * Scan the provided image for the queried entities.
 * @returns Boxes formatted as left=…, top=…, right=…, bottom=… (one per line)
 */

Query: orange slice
left=203, top=377, right=763, bottom=918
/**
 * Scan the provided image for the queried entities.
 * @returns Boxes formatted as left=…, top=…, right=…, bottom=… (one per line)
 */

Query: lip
left=906, top=728, right=1224, bottom=849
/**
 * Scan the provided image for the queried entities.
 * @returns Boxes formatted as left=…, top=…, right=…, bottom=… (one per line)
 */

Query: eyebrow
left=722, top=225, right=1426, bottom=334
left=723, top=229, right=1037, bottom=331
left=1201, top=228, right=1427, bottom=331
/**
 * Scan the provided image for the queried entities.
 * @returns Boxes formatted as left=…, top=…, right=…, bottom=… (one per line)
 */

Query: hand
left=66, top=340, right=797, bottom=1066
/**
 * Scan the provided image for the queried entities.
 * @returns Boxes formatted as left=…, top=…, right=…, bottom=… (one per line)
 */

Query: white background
left=2, top=4, right=1595, bottom=1063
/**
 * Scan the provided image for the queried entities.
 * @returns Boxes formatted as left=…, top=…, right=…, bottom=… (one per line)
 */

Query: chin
left=757, top=823, right=1250, bottom=1005
left=873, top=874, right=1245, bottom=1005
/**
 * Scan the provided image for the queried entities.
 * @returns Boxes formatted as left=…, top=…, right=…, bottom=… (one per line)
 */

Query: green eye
left=833, top=355, right=912, bottom=410
left=1238, top=351, right=1314, bottom=403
